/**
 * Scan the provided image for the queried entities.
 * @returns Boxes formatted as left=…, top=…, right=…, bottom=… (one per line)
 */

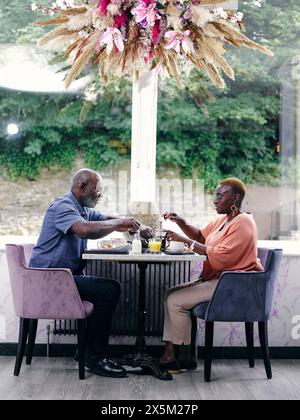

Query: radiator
left=53, top=260, right=192, bottom=337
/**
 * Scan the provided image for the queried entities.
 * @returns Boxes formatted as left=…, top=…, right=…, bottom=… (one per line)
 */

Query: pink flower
left=97, top=0, right=110, bottom=16
left=132, top=1, right=161, bottom=27
left=152, top=21, right=160, bottom=44
left=114, top=13, right=128, bottom=28
left=165, top=30, right=194, bottom=54
left=99, top=27, right=125, bottom=53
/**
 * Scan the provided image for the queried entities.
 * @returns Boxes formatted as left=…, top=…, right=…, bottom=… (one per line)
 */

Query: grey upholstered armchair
left=191, top=248, right=282, bottom=382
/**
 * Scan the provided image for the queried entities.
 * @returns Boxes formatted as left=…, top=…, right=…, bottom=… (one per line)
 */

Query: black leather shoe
left=87, top=357, right=127, bottom=378
left=74, top=351, right=127, bottom=378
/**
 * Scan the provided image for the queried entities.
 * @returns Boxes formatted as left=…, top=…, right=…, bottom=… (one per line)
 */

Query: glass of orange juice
left=149, top=238, right=162, bottom=253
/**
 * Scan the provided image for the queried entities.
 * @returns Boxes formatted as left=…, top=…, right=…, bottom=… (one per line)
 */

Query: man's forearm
left=101, top=214, right=123, bottom=221
left=74, top=219, right=124, bottom=239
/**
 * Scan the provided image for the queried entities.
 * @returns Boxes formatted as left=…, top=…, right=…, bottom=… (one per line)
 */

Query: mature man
left=30, top=168, right=154, bottom=378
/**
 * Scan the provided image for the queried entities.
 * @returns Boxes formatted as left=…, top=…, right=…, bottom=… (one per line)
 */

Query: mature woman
left=160, top=178, right=263, bottom=372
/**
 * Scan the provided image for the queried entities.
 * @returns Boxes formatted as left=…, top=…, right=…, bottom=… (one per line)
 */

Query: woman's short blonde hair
left=220, top=178, right=246, bottom=205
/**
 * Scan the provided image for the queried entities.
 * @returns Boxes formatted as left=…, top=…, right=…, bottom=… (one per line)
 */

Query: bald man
left=30, top=168, right=154, bottom=378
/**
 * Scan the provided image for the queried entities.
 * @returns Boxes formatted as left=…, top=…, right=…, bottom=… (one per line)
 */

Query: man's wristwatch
left=190, top=240, right=196, bottom=252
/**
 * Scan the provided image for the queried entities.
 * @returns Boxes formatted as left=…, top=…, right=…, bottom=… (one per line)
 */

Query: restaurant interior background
left=0, top=1, right=300, bottom=350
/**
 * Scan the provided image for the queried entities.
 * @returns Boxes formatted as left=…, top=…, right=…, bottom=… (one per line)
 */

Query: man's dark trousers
left=74, top=276, right=121, bottom=357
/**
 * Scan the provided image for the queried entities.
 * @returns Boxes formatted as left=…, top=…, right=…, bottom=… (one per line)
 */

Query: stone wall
left=0, top=161, right=296, bottom=239
left=0, top=160, right=209, bottom=236
left=0, top=168, right=73, bottom=235
left=243, top=185, right=299, bottom=240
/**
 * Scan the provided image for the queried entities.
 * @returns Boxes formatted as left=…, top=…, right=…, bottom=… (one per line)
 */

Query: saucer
left=163, top=249, right=194, bottom=255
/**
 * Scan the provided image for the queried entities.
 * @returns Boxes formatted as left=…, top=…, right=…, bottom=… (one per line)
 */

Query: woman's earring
left=230, top=204, right=239, bottom=217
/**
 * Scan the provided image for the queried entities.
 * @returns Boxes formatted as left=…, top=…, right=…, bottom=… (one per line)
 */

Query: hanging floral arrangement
left=31, top=0, right=273, bottom=88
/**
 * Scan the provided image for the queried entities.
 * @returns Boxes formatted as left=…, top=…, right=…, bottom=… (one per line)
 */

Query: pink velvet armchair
left=5, top=244, right=93, bottom=380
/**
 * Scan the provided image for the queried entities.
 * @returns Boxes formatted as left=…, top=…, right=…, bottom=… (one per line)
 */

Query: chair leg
left=245, top=322, right=255, bottom=368
left=204, top=321, right=214, bottom=382
left=258, top=321, right=272, bottom=379
left=77, top=319, right=87, bottom=380
left=191, top=316, right=198, bottom=361
left=26, top=319, right=38, bottom=365
left=14, top=318, right=30, bottom=376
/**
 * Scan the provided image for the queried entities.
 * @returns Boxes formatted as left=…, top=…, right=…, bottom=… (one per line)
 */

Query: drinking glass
left=148, top=238, right=162, bottom=253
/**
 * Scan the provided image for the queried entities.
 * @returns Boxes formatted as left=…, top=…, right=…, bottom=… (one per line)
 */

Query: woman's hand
left=165, top=230, right=189, bottom=243
left=162, top=212, right=186, bottom=226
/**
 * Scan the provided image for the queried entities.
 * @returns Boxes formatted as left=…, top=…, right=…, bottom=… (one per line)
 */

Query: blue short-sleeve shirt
left=29, top=192, right=106, bottom=274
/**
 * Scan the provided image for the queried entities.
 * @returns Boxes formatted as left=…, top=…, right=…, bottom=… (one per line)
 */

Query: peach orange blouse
left=200, top=213, right=263, bottom=281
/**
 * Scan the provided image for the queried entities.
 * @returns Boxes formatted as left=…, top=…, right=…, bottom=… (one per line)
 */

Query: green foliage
left=155, top=78, right=279, bottom=188
left=0, top=0, right=53, bottom=44
left=0, top=88, right=133, bottom=179
left=2, top=138, right=76, bottom=180
left=0, top=75, right=280, bottom=188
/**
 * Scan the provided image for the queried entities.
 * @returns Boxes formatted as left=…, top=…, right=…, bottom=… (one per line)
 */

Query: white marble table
left=82, top=252, right=206, bottom=263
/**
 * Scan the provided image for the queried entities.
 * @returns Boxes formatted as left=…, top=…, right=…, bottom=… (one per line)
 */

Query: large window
left=0, top=1, right=299, bottom=240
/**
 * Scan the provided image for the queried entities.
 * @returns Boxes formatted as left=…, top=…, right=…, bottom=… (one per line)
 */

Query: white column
left=130, top=71, right=158, bottom=203
left=296, top=78, right=300, bottom=231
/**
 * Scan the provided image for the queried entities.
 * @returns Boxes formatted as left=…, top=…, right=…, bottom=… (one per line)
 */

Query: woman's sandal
left=159, top=359, right=181, bottom=374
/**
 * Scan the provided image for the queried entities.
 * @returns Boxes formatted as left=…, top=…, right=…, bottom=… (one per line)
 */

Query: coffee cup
left=167, top=241, right=185, bottom=253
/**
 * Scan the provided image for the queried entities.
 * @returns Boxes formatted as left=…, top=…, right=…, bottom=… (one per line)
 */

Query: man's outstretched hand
left=117, top=219, right=154, bottom=238
left=117, top=217, right=141, bottom=232
left=139, top=225, right=155, bottom=239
